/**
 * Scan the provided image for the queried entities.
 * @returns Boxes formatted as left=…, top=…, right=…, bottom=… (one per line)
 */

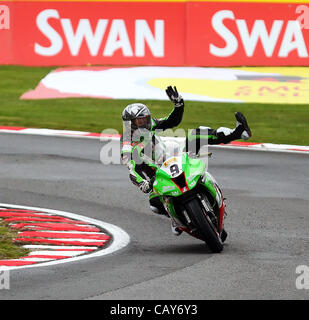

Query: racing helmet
left=122, top=103, right=152, bottom=131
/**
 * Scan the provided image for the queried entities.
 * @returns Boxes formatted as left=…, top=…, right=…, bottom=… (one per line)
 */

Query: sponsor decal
left=162, top=185, right=175, bottom=192
left=163, top=157, right=177, bottom=167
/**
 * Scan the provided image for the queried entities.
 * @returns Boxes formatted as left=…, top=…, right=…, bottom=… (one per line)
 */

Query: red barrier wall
left=1, top=1, right=309, bottom=66
left=0, top=2, right=12, bottom=64
left=187, top=2, right=309, bottom=66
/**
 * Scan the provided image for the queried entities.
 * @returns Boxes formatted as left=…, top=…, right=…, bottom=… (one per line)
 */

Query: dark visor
left=134, top=116, right=149, bottom=128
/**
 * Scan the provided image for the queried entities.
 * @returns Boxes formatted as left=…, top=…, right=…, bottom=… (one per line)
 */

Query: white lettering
left=100, top=129, right=121, bottom=165
left=35, top=10, right=165, bottom=58
left=135, top=20, right=164, bottom=57
left=236, top=19, right=283, bottom=57
left=278, top=20, right=308, bottom=57
left=103, top=19, right=133, bottom=56
left=110, top=304, right=144, bottom=318
left=35, top=9, right=63, bottom=56
left=210, top=10, right=238, bottom=57
left=0, top=270, right=10, bottom=290
left=154, top=305, right=198, bottom=315
left=210, top=10, right=308, bottom=59
left=61, top=19, right=108, bottom=56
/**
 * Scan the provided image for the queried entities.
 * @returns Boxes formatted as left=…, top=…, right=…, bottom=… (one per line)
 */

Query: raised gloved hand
left=166, top=86, right=184, bottom=108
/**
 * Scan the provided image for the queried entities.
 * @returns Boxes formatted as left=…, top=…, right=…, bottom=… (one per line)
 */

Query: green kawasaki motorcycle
left=149, top=140, right=227, bottom=253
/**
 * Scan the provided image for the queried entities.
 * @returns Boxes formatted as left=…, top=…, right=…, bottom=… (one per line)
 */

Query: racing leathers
left=121, top=96, right=252, bottom=217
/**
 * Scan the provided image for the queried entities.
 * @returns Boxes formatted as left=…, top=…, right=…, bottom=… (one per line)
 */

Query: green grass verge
left=0, top=220, right=29, bottom=260
left=0, top=65, right=308, bottom=145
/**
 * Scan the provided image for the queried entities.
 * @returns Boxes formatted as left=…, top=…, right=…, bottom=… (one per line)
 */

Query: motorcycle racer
left=121, top=86, right=252, bottom=236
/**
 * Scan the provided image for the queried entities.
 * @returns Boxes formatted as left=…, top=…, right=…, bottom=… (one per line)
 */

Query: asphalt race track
left=0, top=133, right=308, bottom=300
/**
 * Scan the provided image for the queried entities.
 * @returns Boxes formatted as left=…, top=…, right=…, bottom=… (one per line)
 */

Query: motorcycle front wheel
left=185, top=198, right=223, bottom=253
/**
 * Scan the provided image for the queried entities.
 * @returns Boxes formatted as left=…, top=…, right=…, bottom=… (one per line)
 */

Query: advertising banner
left=1, top=0, right=309, bottom=66
left=0, top=2, right=12, bottom=64
left=187, top=1, right=309, bottom=66
left=9, top=1, right=185, bottom=66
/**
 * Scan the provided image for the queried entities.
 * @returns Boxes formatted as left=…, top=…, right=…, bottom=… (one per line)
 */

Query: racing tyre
left=185, top=198, right=223, bottom=253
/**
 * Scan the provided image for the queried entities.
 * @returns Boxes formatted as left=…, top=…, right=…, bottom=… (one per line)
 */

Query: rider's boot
left=149, top=196, right=183, bottom=236
left=170, top=220, right=183, bottom=236
left=149, top=196, right=169, bottom=217
left=214, top=112, right=252, bottom=145
left=234, top=112, right=252, bottom=140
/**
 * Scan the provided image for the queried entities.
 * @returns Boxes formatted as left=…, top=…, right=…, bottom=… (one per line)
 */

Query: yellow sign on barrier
left=148, top=67, right=309, bottom=104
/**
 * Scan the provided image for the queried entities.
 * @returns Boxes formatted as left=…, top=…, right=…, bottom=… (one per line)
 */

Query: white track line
left=0, top=127, right=308, bottom=154
left=0, top=203, right=130, bottom=271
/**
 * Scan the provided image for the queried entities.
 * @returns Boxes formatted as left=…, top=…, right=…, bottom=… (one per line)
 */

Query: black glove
left=139, top=176, right=156, bottom=193
left=166, top=86, right=184, bottom=108
left=139, top=180, right=152, bottom=193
